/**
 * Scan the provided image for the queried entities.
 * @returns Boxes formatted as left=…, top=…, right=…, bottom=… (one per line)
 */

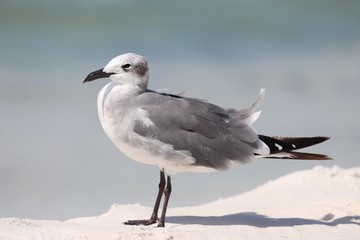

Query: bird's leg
left=149, top=170, right=166, bottom=223
left=124, top=170, right=166, bottom=226
left=157, top=175, right=172, bottom=227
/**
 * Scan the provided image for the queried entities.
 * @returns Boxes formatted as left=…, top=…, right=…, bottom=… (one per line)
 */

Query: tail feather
left=258, top=135, right=331, bottom=160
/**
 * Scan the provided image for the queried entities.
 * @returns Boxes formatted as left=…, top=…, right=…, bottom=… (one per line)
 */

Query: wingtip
left=265, top=151, right=333, bottom=160
left=315, top=136, right=331, bottom=144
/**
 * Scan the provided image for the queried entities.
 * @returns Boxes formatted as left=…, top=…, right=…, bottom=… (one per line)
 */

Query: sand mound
left=1, top=166, right=359, bottom=240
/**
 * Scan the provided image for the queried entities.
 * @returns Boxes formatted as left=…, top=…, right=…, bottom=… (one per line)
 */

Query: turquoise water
left=1, top=0, right=359, bottom=220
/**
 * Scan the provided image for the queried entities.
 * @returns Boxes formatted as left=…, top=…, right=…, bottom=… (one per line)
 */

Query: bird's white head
left=83, top=53, right=149, bottom=90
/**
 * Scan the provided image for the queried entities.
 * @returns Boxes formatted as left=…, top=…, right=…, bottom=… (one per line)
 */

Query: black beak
left=83, top=68, right=114, bottom=83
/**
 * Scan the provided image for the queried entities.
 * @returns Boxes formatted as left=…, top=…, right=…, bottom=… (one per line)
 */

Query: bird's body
left=84, top=53, right=330, bottom=227
left=97, top=81, right=269, bottom=174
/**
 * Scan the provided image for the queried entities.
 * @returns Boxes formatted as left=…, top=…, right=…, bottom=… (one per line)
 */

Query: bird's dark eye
left=122, top=63, right=132, bottom=70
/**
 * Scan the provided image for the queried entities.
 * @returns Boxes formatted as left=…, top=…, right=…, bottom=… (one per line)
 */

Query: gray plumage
left=132, top=90, right=266, bottom=170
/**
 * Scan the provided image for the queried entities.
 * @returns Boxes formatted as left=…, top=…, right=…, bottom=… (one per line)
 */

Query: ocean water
left=1, top=0, right=359, bottom=220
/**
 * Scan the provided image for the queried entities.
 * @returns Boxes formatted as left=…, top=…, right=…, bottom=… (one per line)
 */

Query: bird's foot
left=124, top=218, right=165, bottom=227
left=124, top=218, right=157, bottom=226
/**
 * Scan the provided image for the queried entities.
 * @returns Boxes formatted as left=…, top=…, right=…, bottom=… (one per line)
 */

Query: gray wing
left=133, top=90, right=264, bottom=170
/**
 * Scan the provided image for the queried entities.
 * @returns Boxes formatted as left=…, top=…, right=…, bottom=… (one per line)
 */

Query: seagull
left=83, top=53, right=330, bottom=227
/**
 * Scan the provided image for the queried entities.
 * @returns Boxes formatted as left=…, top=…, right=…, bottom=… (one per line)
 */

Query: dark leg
left=149, top=170, right=166, bottom=222
left=124, top=170, right=166, bottom=226
left=158, top=175, right=172, bottom=227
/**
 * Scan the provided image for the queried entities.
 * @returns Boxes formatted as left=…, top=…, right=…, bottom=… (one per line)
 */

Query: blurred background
left=1, top=0, right=359, bottom=220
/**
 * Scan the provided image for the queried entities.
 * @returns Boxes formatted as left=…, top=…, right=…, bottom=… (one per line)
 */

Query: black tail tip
left=259, top=135, right=331, bottom=160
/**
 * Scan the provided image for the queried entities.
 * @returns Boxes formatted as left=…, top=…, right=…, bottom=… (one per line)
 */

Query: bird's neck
left=107, top=82, right=146, bottom=100
left=97, top=82, right=145, bottom=126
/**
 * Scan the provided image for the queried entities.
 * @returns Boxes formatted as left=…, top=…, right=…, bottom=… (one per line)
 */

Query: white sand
left=1, top=166, right=359, bottom=240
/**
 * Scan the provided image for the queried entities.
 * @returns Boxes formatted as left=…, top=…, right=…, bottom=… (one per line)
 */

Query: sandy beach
left=0, top=165, right=359, bottom=240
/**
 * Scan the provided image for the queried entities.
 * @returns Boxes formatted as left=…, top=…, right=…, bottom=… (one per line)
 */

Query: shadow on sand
left=166, top=212, right=360, bottom=227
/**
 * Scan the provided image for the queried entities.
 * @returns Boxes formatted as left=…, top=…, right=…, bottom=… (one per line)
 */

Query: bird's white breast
left=97, top=83, right=213, bottom=174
